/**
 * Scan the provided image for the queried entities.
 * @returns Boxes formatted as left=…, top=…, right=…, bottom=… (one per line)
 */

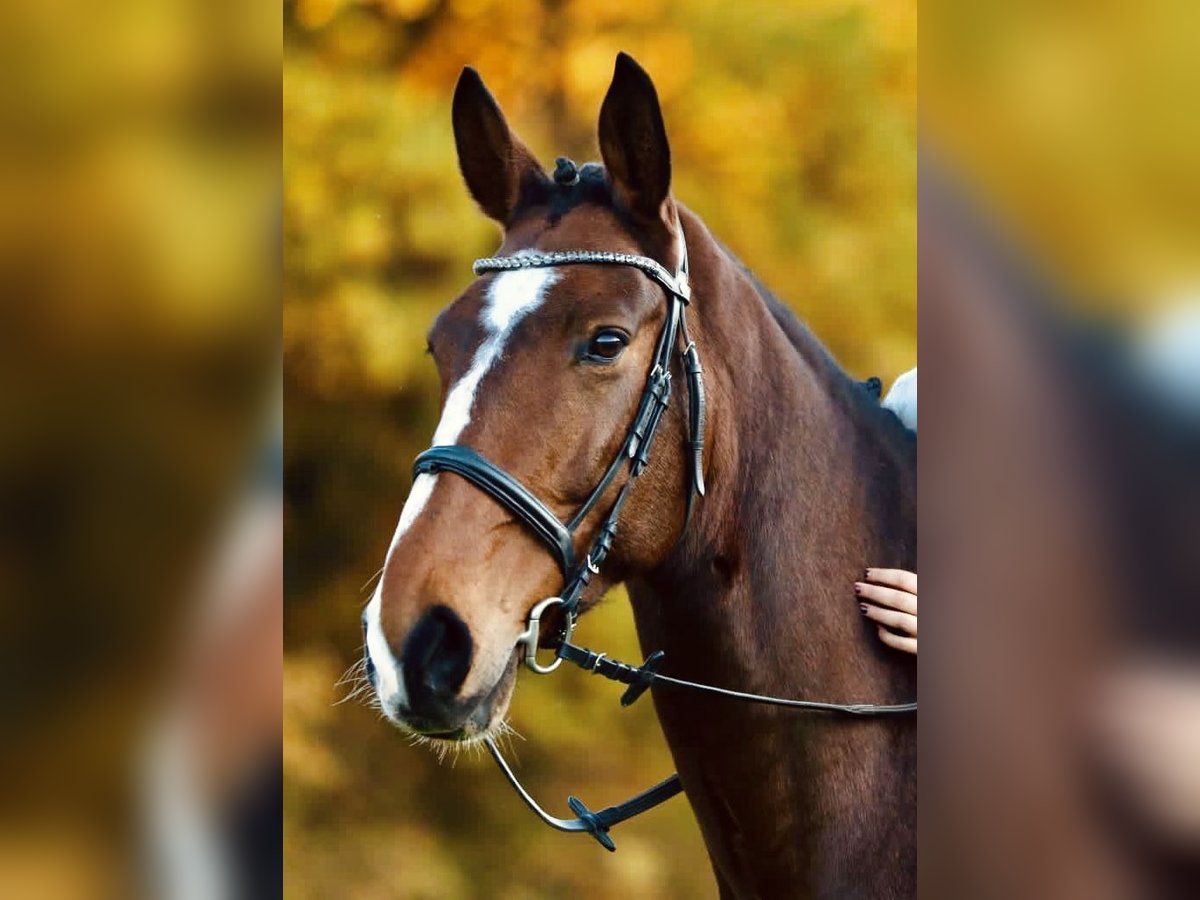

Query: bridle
left=414, top=241, right=705, bottom=665
left=409, top=231, right=916, bottom=852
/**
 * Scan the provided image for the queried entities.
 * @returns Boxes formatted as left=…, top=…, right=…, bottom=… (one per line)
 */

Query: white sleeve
left=1134, top=301, right=1200, bottom=419
left=883, top=367, right=917, bottom=432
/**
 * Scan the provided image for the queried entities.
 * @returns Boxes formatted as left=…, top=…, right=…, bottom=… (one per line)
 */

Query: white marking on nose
left=364, top=585, right=404, bottom=710
left=365, top=258, right=560, bottom=715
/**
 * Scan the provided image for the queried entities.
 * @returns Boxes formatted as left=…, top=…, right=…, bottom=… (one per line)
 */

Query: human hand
left=856, top=568, right=917, bottom=655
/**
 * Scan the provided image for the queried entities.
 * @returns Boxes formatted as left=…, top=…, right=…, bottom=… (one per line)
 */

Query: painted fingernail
left=853, top=583, right=862, bottom=594
left=863, top=568, right=872, bottom=580
left=859, top=603, right=868, bottom=614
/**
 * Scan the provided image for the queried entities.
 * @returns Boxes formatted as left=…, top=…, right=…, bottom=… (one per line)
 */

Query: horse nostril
left=401, top=605, right=473, bottom=703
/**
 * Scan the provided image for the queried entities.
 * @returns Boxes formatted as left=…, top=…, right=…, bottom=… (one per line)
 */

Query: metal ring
left=517, top=597, right=575, bottom=675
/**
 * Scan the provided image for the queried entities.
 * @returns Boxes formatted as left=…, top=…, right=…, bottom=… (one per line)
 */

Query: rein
left=411, top=233, right=917, bottom=852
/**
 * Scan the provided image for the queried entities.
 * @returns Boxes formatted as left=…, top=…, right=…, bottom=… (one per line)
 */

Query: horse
left=362, top=53, right=917, bottom=898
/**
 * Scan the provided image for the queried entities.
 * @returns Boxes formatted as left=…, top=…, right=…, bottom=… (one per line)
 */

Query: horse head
left=364, top=54, right=699, bottom=740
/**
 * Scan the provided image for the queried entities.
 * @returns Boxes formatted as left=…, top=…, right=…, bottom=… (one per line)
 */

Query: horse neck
left=622, top=209, right=917, bottom=896
left=631, top=208, right=916, bottom=704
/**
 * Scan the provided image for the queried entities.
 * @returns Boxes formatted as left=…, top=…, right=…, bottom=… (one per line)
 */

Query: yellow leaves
left=283, top=654, right=350, bottom=793
left=564, top=0, right=671, bottom=29
left=872, top=0, right=919, bottom=52
left=344, top=203, right=392, bottom=267
left=294, top=0, right=350, bottom=31
left=627, top=33, right=695, bottom=101
left=563, top=26, right=692, bottom=107
left=287, top=162, right=331, bottom=231
left=924, top=1, right=1200, bottom=299
left=383, top=0, right=443, bottom=20
left=565, top=38, right=626, bottom=106
left=285, top=281, right=438, bottom=398
left=285, top=824, right=472, bottom=899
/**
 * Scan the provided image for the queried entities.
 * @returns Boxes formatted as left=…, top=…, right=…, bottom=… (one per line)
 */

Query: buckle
left=517, top=597, right=575, bottom=674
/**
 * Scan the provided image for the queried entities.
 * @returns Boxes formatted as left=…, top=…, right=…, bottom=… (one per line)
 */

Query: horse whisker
left=400, top=716, right=521, bottom=766
left=360, top=567, right=385, bottom=594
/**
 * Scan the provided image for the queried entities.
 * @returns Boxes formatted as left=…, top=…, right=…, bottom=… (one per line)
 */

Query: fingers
left=857, top=567, right=918, bottom=655
left=859, top=601, right=917, bottom=637
left=876, top=625, right=917, bottom=655
left=1090, top=663, right=1200, bottom=840
left=855, top=581, right=917, bottom=616
left=864, top=567, right=916, bottom=594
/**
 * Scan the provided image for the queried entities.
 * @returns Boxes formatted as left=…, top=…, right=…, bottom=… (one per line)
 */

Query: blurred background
left=0, top=0, right=278, bottom=896
left=920, top=3, right=1200, bottom=897
left=283, top=0, right=915, bottom=897
left=922, top=0, right=1200, bottom=313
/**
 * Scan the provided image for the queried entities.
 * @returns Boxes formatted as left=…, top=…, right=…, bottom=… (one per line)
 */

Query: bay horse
left=363, top=53, right=916, bottom=898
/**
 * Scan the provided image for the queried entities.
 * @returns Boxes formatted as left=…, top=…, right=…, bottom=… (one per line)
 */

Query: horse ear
left=452, top=67, right=547, bottom=225
left=598, top=53, right=673, bottom=228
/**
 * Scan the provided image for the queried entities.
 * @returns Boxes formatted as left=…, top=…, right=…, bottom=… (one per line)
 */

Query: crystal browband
left=473, top=250, right=690, bottom=303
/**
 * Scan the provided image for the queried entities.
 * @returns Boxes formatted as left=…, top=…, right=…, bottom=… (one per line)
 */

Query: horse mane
left=525, top=170, right=912, bottom=447
left=523, top=172, right=915, bottom=451
left=710, top=234, right=916, bottom=448
left=701, top=232, right=917, bottom=570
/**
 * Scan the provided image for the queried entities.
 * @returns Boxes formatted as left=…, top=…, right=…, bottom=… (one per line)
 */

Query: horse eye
left=585, top=329, right=629, bottom=362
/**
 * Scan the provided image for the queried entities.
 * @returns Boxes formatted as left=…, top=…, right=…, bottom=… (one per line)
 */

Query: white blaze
left=365, top=259, right=560, bottom=714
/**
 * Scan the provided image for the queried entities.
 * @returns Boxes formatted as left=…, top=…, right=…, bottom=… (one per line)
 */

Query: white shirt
left=883, top=367, right=917, bottom=432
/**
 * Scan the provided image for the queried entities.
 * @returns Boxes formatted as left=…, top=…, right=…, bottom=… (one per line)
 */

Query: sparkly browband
left=473, top=250, right=690, bottom=303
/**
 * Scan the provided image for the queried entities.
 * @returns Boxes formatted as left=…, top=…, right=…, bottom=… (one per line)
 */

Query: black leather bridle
left=409, top=233, right=916, bottom=852
left=414, top=243, right=705, bottom=668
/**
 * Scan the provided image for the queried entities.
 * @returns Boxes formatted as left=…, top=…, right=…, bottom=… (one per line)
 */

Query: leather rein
left=410, top=234, right=917, bottom=852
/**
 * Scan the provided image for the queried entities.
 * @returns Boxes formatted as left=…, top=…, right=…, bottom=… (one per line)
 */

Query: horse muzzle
left=363, top=601, right=526, bottom=739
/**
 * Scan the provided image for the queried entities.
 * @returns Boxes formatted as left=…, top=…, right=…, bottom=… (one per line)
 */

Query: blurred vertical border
left=921, top=1, right=1200, bottom=896
left=0, top=0, right=279, bottom=895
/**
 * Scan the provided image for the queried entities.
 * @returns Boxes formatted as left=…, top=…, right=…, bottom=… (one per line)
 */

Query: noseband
left=408, top=231, right=916, bottom=852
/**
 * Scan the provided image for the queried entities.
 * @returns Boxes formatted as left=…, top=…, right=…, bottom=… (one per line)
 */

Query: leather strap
left=558, top=640, right=919, bottom=715
left=487, top=637, right=916, bottom=853
left=420, top=244, right=703, bottom=614
left=413, top=241, right=718, bottom=851
left=413, top=239, right=920, bottom=855
left=681, top=317, right=706, bottom=504
left=474, top=250, right=691, bottom=303
left=566, top=776, right=685, bottom=851
left=413, top=445, right=575, bottom=573
left=483, top=736, right=683, bottom=852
